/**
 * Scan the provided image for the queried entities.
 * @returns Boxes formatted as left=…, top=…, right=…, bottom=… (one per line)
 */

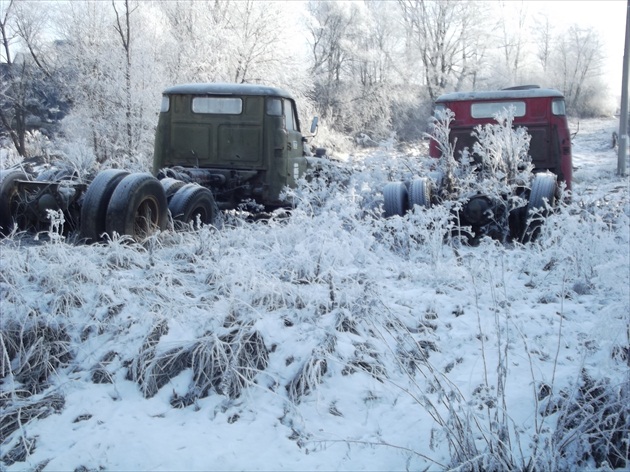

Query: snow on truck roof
left=162, top=83, right=294, bottom=99
left=436, top=87, right=564, bottom=103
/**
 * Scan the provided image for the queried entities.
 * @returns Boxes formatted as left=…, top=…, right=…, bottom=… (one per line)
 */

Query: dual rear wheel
left=383, top=177, right=433, bottom=218
left=168, top=183, right=218, bottom=229
left=81, top=172, right=168, bottom=242
left=80, top=172, right=218, bottom=243
left=382, top=172, right=558, bottom=243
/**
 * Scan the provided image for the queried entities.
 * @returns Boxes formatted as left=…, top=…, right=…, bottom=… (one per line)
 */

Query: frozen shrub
left=0, top=146, right=23, bottom=169
left=0, top=392, right=64, bottom=446
left=550, top=370, right=630, bottom=470
left=472, top=108, right=533, bottom=186
left=126, top=319, right=171, bottom=398
left=287, top=353, right=328, bottom=403
left=0, top=321, right=72, bottom=394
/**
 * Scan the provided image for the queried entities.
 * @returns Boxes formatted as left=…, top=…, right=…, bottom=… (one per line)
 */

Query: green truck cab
left=0, top=83, right=319, bottom=242
left=153, top=83, right=311, bottom=209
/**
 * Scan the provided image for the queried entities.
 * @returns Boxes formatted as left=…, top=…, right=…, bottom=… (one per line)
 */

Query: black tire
left=169, top=184, right=217, bottom=227
left=527, top=173, right=557, bottom=213
left=0, top=170, right=28, bottom=235
left=408, top=178, right=431, bottom=209
left=105, top=173, right=168, bottom=240
left=160, top=178, right=186, bottom=201
left=522, top=173, right=557, bottom=243
left=80, top=169, right=130, bottom=243
left=383, top=182, right=408, bottom=217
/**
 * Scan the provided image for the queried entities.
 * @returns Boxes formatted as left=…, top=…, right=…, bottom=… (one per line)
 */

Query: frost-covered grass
left=0, top=119, right=629, bottom=471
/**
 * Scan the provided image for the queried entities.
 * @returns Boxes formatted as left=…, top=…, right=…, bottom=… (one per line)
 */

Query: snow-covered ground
left=1, top=118, right=629, bottom=471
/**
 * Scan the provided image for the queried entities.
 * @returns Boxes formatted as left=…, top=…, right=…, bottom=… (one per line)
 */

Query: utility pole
left=618, top=0, right=629, bottom=176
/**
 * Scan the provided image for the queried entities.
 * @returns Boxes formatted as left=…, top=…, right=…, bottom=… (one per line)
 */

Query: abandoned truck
left=0, top=83, right=320, bottom=241
left=431, top=86, right=573, bottom=188
left=384, top=86, right=572, bottom=243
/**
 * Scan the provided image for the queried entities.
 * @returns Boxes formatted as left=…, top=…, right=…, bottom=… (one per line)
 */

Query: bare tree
left=305, top=1, right=357, bottom=131
left=12, top=0, right=52, bottom=77
left=229, top=1, right=284, bottom=84
left=307, top=1, right=356, bottom=87
left=352, top=0, right=401, bottom=87
left=0, top=0, right=62, bottom=156
left=305, top=1, right=408, bottom=140
left=0, top=0, right=15, bottom=64
left=158, top=0, right=231, bottom=83
left=55, top=1, right=117, bottom=162
left=112, top=0, right=136, bottom=155
left=159, top=0, right=302, bottom=87
left=398, top=0, right=486, bottom=101
left=497, top=1, right=528, bottom=84
left=0, top=62, right=27, bottom=156
left=532, top=12, right=554, bottom=74
left=48, top=1, right=167, bottom=166
left=0, top=0, right=20, bottom=154
left=554, top=25, right=604, bottom=115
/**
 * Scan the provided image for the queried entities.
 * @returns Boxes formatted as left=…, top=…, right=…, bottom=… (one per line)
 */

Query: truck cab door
left=283, top=99, right=307, bottom=187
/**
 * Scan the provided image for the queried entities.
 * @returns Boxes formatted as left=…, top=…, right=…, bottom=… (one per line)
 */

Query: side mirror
left=310, top=116, right=319, bottom=135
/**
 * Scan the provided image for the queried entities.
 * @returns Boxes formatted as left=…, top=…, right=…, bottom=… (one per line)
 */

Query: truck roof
left=162, top=83, right=294, bottom=99
left=436, top=87, right=564, bottom=103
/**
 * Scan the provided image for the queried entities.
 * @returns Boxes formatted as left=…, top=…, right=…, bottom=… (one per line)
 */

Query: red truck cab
left=430, top=86, right=572, bottom=190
